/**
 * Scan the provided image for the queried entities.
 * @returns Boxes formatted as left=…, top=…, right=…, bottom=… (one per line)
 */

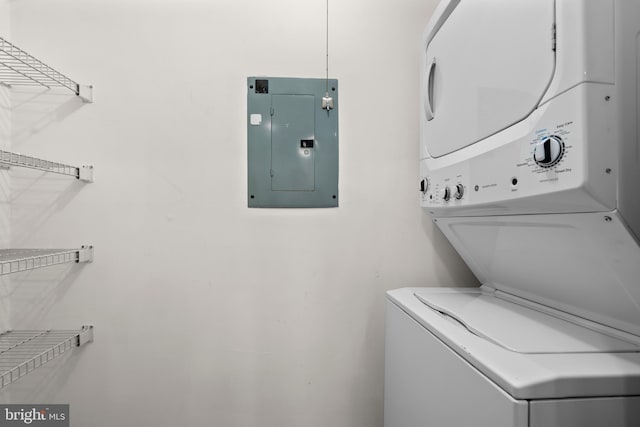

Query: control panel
left=419, top=83, right=617, bottom=217
left=420, top=121, right=600, bottom=215
left=420, top=123, right=578, bottom=210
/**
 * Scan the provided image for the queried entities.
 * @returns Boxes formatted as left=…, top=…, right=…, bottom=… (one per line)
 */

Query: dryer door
left=422, top=0, right=556, bottom=158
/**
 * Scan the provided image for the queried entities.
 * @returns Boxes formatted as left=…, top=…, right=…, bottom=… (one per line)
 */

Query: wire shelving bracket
left=0, top=246, right=94, bottom=276
left=0, top=36, right=93, bottom=103
left=0, top=150, right=94, bottom=182
left=0, top=326, right=94, bottom=389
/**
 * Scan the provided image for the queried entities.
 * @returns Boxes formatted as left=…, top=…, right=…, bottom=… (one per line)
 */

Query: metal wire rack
left=0, top=36, right=92, bottom=102
left=0, top=326, right=93, bottom=389
left=0, top=150, right=94, bottom=182
left=0, top=247, right=94, bottom=276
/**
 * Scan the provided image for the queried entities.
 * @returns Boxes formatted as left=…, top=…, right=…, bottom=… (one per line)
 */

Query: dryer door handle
left=424, top=57, right=436, bottom=121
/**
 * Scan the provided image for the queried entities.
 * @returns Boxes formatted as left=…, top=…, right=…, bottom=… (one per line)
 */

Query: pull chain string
left=325, top=0, right=329, bottom=96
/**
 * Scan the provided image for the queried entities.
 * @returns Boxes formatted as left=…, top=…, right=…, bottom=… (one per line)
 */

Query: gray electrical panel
left=247, top=77, right=339, bottom=208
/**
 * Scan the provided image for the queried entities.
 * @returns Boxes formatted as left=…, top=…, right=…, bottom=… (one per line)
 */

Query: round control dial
left=454, top=184, right=464, bottom=200
left=442, top=187, right=451, bottom=202
left=420, top=178, right=429, bottom=194
left=534, top=135, right=565, bottom=168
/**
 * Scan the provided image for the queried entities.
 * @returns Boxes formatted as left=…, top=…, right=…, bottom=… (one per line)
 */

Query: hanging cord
left=326, top=0, right=329, bottom=94
left=322, top=0, right=334, bottom=110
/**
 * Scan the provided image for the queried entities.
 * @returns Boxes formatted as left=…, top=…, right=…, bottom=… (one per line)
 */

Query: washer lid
left=388, top=287, right=640, bottom=400
left=422, top=0, right=555, bottom=158
left=434, top=212, right=640, bottom=338
left=414, top=289, right=640, bottom=354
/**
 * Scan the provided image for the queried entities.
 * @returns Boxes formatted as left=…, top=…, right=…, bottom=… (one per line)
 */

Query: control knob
left=454, top=184, right=464, bottom=200
left=534, top=135, right=565, bottom=168
left=420, top=178, right=429, bottom=194
left=443, top=187, right=451, bottom=202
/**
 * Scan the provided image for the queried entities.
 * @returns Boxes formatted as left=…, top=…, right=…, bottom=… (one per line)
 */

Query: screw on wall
left=604, top=216, right=613, bottom=222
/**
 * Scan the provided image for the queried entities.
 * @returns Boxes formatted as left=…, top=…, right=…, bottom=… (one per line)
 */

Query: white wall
left=0, top=0, right=11, bottom=333
left=3, top=1, right=477, bottom=426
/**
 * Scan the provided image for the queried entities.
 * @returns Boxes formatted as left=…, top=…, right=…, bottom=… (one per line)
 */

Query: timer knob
left=534, top=135, right=565, bottom=168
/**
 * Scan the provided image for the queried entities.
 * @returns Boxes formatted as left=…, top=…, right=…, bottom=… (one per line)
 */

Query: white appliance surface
left=416, top=0, right=640, bottom=335
left=385, top=298, right=529, bottom=427
left=420, top=0, right=618, bottom=218
left=384, top=0, right=640, bottom=425
left=435, top=211, right=640, bottom=338
left=422, top=0, right=555, bottom=158
left=415, top=289, right=640, bottom=354
left=420, top=82, right=617, bottom=217
left=387, top=287, right=640, bottom=400
left=385, top=295, right=640, bottom=427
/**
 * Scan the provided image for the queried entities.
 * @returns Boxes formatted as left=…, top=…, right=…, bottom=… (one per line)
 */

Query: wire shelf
left=0, top=150, right=93, bottom=182
left=0, top=36, right=92, bottom=102
left=0, top=150, right=94, bottom=182
left=0, top=326, right=93, bottom=389
left=0, top=247, right=94, bottom=276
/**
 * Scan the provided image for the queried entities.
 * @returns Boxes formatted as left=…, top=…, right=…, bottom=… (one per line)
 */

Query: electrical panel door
left=270, top=94, right=316, bottom=192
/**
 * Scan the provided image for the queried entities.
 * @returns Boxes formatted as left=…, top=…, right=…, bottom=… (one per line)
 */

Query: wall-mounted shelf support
left=0, top=246, right=94, bottom=276
left=0, top=150, right=94, bottom=182
left=77, top=84, right=93, bottom=103
left=0, top=36, right=93, bottom=103
left=0, top=326, right=94, bottom=389
left=78, top=245, right=94, bottom=263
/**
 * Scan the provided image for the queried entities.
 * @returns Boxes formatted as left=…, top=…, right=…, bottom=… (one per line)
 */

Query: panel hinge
left=551, top=23, right=557, bottom=52
left=270, top=107, right=275, bottom=116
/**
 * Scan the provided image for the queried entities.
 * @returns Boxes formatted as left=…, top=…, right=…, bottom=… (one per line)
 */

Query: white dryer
left=385, top=0, right=640, bottom=426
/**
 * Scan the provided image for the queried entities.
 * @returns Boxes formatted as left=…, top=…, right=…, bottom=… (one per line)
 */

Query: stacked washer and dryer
left=385, top=0, right=640, bottom=426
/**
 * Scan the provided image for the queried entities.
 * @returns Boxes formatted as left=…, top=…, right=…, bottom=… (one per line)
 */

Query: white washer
left=385, top=0, right=640, bottom=426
